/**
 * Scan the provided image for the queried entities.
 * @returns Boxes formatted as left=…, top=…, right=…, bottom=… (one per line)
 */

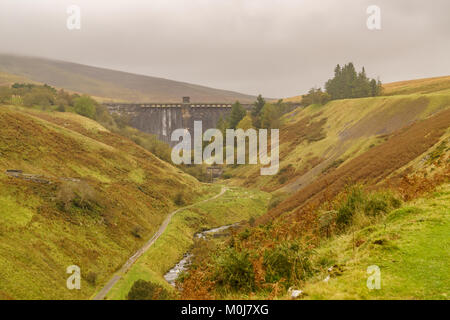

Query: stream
left=163, top=223, right=238, bottom=286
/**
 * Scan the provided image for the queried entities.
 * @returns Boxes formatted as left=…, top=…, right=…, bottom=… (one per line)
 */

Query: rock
left=288, top=287, right=303, bottom=299
left=291, top=290, right=303, bottom=298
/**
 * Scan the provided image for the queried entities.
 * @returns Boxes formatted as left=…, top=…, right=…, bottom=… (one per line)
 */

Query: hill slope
left=299, top=183, right=450, bottom=300
left=0, top=54, right=256, bottom=103
left=0, top=105, right=206, bottom=299
left=226, top=77, right=450, bottom=195
left=177, top=77, right=450, bottom=299
left=283, top=76, right=450, bottom=103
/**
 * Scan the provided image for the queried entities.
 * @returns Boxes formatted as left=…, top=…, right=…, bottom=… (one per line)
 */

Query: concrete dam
left=105, top=97, right=251, bottom=145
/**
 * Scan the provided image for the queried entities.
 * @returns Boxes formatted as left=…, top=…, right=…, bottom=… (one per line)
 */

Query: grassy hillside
left=383, top=76, right=450, bottom=96
left=0, top=105, right=206, bottom=299
left=225, top=79, right=450, bottom=196
left=0, top=54, right=256, bottom=103
left=0, top=71, right=40, bottom=87
left=300, top=184, right=450, bottom=300
left=282, top=75, right=450, bottom=103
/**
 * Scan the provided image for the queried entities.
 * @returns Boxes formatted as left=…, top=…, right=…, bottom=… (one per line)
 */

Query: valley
left=0, top=65, right=448, bottom=300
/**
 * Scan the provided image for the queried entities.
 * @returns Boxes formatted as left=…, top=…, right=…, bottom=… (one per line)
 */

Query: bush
left=127, top=280, right=171, bottom=300
left=56, top=181, right=98, bottom=212
left=222, top=172, right=232, bottom=180
left=85, top=272, right=97, bottom=286
left=56, top=104, right=66, bottom=112
left=213, top=248, right=255, bottom=292
left=278, top=176, right=288, bottom=185
left=131, top=226, right=142, bottom=238
left=74, top=95, right=97, bottom=119
left=301, top=88, right=331, bottom=106
left=263, top=241, right=312, bottom=286
left=23, top=90, right=55, bottom=107
left=336, top=186, right=365, bottom=229
left=239, top=228, right=251, bottom=240
left=335, top=186, right=401, bottom=231
left=174, top=192, right=186, bottom=206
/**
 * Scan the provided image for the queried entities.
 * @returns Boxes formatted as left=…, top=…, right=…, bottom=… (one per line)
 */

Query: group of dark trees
left=302, top=63, right=383, bottom=106
left=325, top=63, right=382, bottom=99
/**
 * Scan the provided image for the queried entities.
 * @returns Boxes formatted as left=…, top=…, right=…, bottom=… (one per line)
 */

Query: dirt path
left=92, top=186, right=228, bottom=300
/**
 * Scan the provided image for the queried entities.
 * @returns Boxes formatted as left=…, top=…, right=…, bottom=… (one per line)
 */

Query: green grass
left=106, top=187, right=270, bottom=300
left=300, top=184, right=450, bottom=300
left=0, top=105, right=205, bottom=299
left=0, top=195, right=35, bottom=227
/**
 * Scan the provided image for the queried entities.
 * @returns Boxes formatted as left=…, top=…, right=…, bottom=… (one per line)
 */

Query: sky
left=0, top=0, right=449, bottom=98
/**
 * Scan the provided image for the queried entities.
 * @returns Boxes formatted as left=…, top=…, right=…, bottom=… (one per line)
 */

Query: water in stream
left=163, top=223, right=238, bottom=286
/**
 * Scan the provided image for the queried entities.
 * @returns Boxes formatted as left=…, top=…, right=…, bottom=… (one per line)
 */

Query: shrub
left=57, top=104, right=66, bottom=112
left=336, top=186, right=365, bottom=229
left=23, top=90, right=54, bottom=107
left=318, top=210, right=336, bottom=237
left=174, top=192, right=186, bottom=206
left=74, top=95, right=97, bottom=119
left=263, top=241, right=312, bottom=286
left=56, top=181, right=98, bottom=212
left=131, top=226, right=142, bottom=238
left=222, top=172, right=232, bottom=180
left=213, top=248, right=255, bottom=292
left=335, top=186, right=401, bottom=231
left=278, top=176, right=288, bottom=185
left=301, top=87, right=331, bottom=106
left=85, top=272, right=97, bottom=286
left=127, top=280, right=171, bottom=300
left=239, top=228, right=251, bottom=240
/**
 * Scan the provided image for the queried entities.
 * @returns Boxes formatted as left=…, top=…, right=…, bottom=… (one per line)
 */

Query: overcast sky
left=0, top=0, right=449, bottom=98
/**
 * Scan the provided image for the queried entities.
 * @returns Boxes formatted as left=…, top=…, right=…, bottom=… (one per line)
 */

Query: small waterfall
left=168, top=109, right=172, bottom=134
left=162, top=109, right=167, bottom=136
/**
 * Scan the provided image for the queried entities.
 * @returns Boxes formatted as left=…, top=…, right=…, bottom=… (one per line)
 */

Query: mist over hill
left=0, top=54, right=257, bottom=103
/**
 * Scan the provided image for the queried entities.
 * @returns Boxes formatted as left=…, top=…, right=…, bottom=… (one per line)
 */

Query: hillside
left=225, top=77, right=450, bottom=196
left=282, top=76, right=450, bottom=103
left=0, top=54, right=256, bottom=103
left=0, top=105, right=206, bottom=299
left=174, top=76, right=449, bottom=299
left=0, top=71, right=40, bottom=88
left=299, top=183, right=450, bottom=300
